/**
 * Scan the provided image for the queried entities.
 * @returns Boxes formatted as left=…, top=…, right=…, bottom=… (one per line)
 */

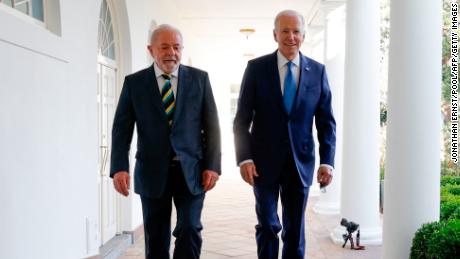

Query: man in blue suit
left=233, top=10, right=336, bottom=259
left=110, top=24, right=221, bottom=259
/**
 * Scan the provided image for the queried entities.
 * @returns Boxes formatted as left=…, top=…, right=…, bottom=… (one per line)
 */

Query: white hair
left=150, top=24, right=183, bottom=44
left=274, top=10, right=305, bottom=35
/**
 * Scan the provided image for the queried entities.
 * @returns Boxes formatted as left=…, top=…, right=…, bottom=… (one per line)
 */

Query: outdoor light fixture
left=239, top=28, right=255, bottom=39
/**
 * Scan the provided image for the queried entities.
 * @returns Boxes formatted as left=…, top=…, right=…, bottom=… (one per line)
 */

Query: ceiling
left=164, top=0, right=332, bottom=83
left=172, top=0, right=323, bottom=39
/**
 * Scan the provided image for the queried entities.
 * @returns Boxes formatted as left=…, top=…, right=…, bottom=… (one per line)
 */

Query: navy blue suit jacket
left=110, top=64, right=221, bottom=198
left=233, top=51, right=336, bottom=187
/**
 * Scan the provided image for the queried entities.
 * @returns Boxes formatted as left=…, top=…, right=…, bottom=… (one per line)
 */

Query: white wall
left=125, top=0, right=181, bottom=72
left=0, top=0, right=101, bottom=258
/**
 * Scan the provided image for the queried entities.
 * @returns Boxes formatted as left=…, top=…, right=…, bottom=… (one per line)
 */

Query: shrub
left=441, top=175, right=460, bottom=186
left=445, top=185, right=460, bottom=195
left=426, top=219, right=460, bottom=258
left=450, top=207, right=460, bottom=220
left=410, top=220, right=460, bottom=259
left=410, top=172, right=460, bottom=258
left=439, top=200, right=460, bottom=220
left=440, top=184, right=460, bottom=220
left=410, top=221, right=444, bottom=259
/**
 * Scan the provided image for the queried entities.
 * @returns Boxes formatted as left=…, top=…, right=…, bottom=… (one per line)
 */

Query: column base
left=312, top=201, right=340, bottom=215
left=330, top=225, right=382, bottom=246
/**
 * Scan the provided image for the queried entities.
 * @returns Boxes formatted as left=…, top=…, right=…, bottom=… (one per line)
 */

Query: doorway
left=97, top=0, right=118, bottom=245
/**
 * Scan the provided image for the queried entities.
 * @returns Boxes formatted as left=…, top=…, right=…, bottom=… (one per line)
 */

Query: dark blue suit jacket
left=110, top=64, right=221, bottom=198
left=233, top=51, right=335, bottom=187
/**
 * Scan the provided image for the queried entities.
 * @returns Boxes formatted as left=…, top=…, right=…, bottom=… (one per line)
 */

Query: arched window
left=98, top=0, right=116, bottom=60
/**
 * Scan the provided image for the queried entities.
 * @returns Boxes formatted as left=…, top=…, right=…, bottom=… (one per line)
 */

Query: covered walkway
left=119, top=175, right=381, bottom=259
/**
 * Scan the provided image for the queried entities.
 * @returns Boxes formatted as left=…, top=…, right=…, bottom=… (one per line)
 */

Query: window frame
left=98, top=0, right=117, bottom=60
left=0, top=0, right=45, bottom=24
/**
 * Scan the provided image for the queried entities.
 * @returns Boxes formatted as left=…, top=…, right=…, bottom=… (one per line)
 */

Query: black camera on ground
left=341, top=218, right=359, bottom=234
left=340, top=218, right=365, bottom=250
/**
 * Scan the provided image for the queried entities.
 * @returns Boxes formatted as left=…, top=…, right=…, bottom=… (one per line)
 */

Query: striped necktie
left=161, top=74, right=175, bottom=126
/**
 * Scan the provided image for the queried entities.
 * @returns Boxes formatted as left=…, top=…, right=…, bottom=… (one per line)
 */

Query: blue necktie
left=283, top=61, right=296, bottom=114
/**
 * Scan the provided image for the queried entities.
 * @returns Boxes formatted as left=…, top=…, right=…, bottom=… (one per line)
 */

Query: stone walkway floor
left=119, top=174, right=381, bottom=259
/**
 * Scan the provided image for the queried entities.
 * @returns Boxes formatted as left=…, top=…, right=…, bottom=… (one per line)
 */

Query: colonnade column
left=313, top=1, right=346, bottom=215
left=382, top=0, right=442, bottom=258
left=330, top=0, right=382, bottom=245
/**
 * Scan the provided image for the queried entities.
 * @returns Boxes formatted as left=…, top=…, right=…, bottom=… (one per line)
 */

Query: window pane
left=98, top=0, right=116, bottom=60
left=31, top=0, right=43, bottom=21
left=108, top=24, right=114, bottom=46
left=15, top=2, right=29, bottom=15
left=100, top=0, right=107, bottom=25
left=107, top=44, right=115, bottom=60
left=14, top=0, right=29, bottom=6
left=3, top=0, right=14, bottom=7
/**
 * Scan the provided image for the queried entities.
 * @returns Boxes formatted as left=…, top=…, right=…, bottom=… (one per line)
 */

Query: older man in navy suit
left=110, top=24, right=221, bottom=259
left=233, top=10, right=336, bottom=259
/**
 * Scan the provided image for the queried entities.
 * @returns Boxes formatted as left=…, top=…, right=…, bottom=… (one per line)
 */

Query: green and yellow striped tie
left=161, top=74, right=175, bottom=126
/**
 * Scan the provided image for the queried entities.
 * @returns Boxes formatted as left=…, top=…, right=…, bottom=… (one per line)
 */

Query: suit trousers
left=140, top=161, right=205, bottom=259
left=253, top=150, right=310, bottom=259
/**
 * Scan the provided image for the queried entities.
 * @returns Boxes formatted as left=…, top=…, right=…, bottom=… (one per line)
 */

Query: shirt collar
left=277, top=50, right=300, bottom=69
left=153, top=62, right=179, bottom=78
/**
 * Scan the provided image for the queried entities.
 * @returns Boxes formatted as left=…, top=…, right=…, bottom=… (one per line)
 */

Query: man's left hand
left=202, top=170, right=219, bottom=192
left=317, top=166, right=333, bottom=187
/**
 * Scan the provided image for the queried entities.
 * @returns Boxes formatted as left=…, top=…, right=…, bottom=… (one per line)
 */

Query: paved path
left=119, top=172, right=381, bottom=259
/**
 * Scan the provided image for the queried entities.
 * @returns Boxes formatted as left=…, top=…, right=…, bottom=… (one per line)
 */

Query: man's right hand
left=240, top=162, right=259, bottom=186
left=113, top=171, right=130, bottom=196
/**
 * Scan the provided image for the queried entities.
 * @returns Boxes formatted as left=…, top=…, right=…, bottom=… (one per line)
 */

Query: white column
left=313, top=2, right=345, bottom=215
left=330, top=0, right=382, bottom=245
left=382, top=0, right=442, bottom=258
left=305, top=26, right=325, bottom=197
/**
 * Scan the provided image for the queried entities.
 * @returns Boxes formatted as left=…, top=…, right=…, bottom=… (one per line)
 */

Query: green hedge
left=426, top=220, right=460, bottom=258
left=410, top=220, right=460, bottom=259
left=410, top=221, right=444, bottom=259
left=410, top=176, right=460, bottom=258
left=441, top=183, right=460, bottom=221
left=441, top=175, right=460, bottom=186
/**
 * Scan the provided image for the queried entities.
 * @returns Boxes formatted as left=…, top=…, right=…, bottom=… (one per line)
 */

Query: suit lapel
left=172, top=65, right=189, bottom=129
left=143, top=65, right=168, bottom=121
left=269, top=51, right=287, bottom=115
left=291, top=53, right=311, bottom=115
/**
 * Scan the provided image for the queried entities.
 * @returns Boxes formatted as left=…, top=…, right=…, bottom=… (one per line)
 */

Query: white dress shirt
left=277, top=50, right=300, bottom=94
left=153, top=62, right=178, bottom=96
